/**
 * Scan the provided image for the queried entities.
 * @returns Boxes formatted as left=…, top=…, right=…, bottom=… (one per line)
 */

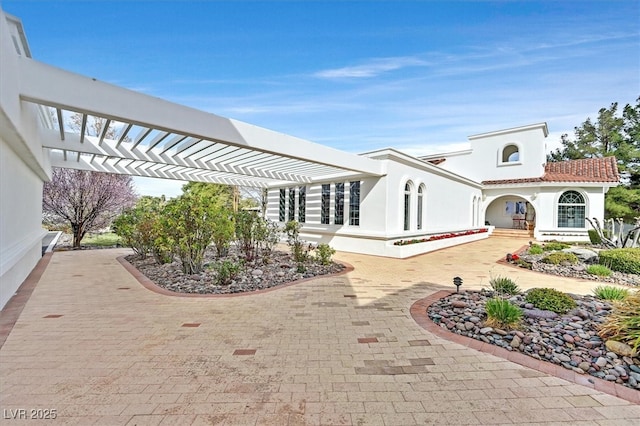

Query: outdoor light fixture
left=453, top=276, right=463, bottom=293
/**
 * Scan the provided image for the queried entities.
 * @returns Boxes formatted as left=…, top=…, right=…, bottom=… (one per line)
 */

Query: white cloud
left=313, top=56, right=428, bottom=79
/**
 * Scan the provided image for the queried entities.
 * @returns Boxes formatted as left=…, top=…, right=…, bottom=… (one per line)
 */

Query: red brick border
left=117, top=255, right=354, bottom=298
left=410, top=290, right=640, bottom=405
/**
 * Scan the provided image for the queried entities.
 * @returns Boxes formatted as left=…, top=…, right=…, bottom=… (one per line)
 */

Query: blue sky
left=4, top=0, right=639, bottom=197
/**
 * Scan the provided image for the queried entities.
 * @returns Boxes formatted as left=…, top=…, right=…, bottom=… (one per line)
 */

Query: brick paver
left=0, top=237, right=638, bottom=425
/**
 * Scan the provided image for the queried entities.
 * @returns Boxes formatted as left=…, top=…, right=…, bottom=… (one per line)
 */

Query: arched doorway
left=486, top=195, right=535, bottom=232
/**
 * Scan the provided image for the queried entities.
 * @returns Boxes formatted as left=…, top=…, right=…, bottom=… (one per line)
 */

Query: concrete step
left=491, top=228, right=533, bottom=238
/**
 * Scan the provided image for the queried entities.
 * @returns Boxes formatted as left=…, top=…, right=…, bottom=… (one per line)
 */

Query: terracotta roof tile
left=482, top=157, right=620, bottom=185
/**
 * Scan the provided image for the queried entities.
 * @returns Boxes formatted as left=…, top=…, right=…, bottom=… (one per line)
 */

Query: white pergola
left=3, top=13, right=384, bottom=189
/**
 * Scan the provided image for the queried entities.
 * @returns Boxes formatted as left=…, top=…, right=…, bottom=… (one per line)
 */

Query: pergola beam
left=18, top=58, right=384, bottom=178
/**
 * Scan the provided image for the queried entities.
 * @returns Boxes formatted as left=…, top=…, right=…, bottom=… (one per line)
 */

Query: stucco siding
left=0, top=136, right=46, bottom=309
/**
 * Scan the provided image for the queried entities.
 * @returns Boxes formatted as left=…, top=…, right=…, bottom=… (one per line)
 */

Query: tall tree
left=43, top=169, right=137, bottom=248
left=548, top=97, right=640, bottom=220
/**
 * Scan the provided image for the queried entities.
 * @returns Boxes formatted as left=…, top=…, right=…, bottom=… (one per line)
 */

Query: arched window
left=404, top=181, right=412, bottom=231
left=417, top=185, right=425, bottom=230
left=558, top=191, right=586, bottom=228
left=502, top=144, right=520, bottom=162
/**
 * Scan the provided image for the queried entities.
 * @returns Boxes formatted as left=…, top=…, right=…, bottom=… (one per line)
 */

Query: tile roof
left=482, top=156, right=620, bottom=185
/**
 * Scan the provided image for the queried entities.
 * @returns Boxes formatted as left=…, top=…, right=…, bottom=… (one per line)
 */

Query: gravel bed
left=125, top=247, right=345, bottom=294
left=518, top=252, right=639, bottom=287
left=427, top=290, right=640, bottom=390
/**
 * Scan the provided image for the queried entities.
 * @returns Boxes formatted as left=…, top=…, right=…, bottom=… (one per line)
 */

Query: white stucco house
left=0, top=9, right=620, bottom=309
left=265, top=123, right=619, bottom=257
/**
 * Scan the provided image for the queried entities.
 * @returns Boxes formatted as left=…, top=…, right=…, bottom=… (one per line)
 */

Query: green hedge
left=599, top=248, right=640, bottom=274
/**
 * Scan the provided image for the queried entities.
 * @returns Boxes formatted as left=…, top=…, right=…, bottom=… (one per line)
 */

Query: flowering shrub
left=393, top=228, right=488, bottom=246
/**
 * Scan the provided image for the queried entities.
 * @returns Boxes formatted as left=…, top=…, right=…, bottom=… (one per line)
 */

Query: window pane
left=349, top=181, right=360, bottom=226
left=417, top=193, right=423, bottom=230
left=404, top=183, right=411, bottom=231
left=335, top=183, right=344, bottom=225
left=321, top=184, right=330, bottom=225
left=404, top=192, right=410, bottom=231
left=288, top=187, right=295, bottom=221
left=298, top=186, right=306, bottom=223
left=559, top=190, right=584, bottom=204
left=279, top=189, right=285, bottom=222
left=557, top=191, right=585, bottom=228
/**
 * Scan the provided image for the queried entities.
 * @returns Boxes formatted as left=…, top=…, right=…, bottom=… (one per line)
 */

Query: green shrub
left=489, top=276, right=520, bottom=295
left=593, top=285, right=629, bottom=301
left=525, top=288, right=577, bottom=314
left=284, top=221, right=312, bottom=264
left=212, top=260, right=243, bottom=285
left=162, top=193, right=221, bottom=274
left=515, top=259, right=532, bottom=269
left=485, top=298, right=522, bottom=330
left=211, top=209, right=235, bottom=257
left=588, top=229, right=602, bottom=245
left=598, top=248, right=640, bottom=274
left=586, top=264, right=612, bottom=277
left=528, top=244, right=544, bottom=255
left=314, top=243, right=336, bottom=266
left=541, top=252, right=579, bottom=265
left=113, top=196, right=168, bottom=259
left=543, top=241, right=571, bottom=251
left=598, top=291, right=640, bottom=354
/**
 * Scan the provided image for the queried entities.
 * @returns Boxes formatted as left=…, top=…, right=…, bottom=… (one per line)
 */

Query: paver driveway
left=1, top=237, right=639, bottom=425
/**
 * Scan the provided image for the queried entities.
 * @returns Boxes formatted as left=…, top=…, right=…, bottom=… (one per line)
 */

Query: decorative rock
left=574, top=309, right=590, bottom=320
left=614, top=366, right=628, bottom=377
left=511, top=335, right=522, bottom=348
left=605, top=340, right=636, bottom=357
left=427, top=288, right=637, bottom=390
left=565, top=247, right=598, bottom=263
left=523, top=309, right=558, bottom=320
left=451, top=300, right=468, bottom=308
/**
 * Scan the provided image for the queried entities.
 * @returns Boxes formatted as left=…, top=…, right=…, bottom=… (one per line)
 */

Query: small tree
left=161, top=193, right=220, bottom=274
left=284, top=221, right=312, bottom=271
left=235, top=210, right=261, bottom=261
left=43, top=168, right=136, bottom=248
left=211, top=209, right=235, bottom=257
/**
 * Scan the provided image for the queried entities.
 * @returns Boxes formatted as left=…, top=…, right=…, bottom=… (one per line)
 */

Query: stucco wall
left=0, top=136, right=46, bottom=309
left=266, top=155, right=484, bottom=257
left=534, top=187, right=605, bottom=241
left=436, top=125, right=547, bottom=183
